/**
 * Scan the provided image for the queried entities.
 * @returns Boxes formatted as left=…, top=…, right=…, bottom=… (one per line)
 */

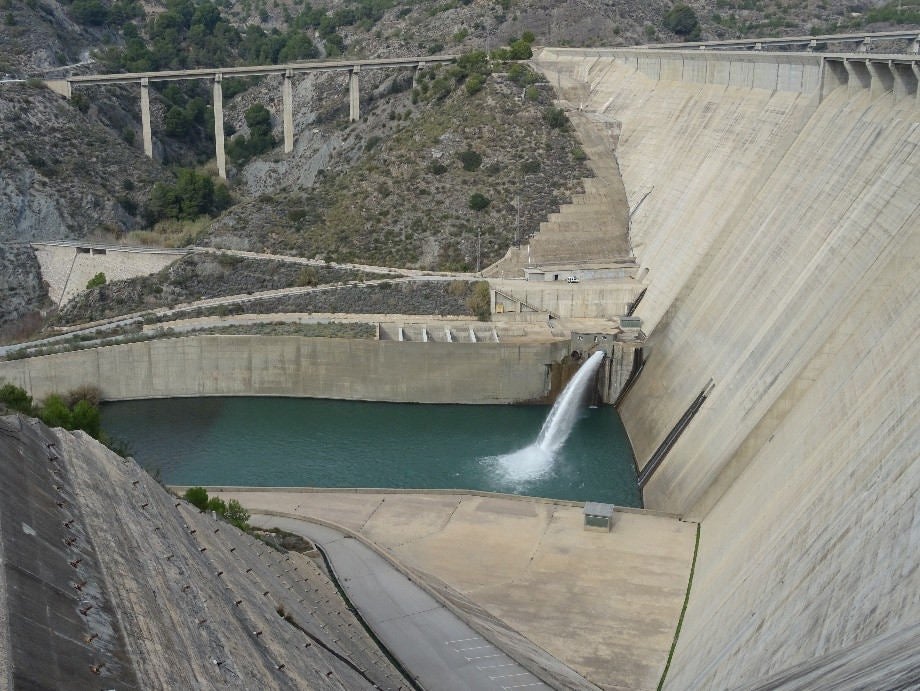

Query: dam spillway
left=534, top=48, right=919, bottom=688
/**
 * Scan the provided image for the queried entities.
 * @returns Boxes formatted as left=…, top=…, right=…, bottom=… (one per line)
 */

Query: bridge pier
left=282, top=70, right=294, bottom=153
left=140, top=78, right=153, bottom=159
left=213, top=74, right=226, bottom=179
left=349, top=66, right=360, bottom=121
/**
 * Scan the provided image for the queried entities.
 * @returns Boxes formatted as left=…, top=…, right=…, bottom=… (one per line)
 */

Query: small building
left=583, top=502, right=615, bottom=532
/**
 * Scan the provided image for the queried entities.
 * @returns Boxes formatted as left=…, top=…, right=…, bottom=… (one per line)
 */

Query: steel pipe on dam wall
left=0, top=336, right=569, bottom=404
left=534, top=49, right=919, bottom=688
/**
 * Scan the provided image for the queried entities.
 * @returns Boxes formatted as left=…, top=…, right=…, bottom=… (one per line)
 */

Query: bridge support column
left=349, top=66, right=360, bottom=122
left=282, top=69, right=294, bottom=154
left=140, top=77, right=153, bottom=159
left=413, top=62, right=426, bottom=88
left=213, top=74, right=226, bottom=179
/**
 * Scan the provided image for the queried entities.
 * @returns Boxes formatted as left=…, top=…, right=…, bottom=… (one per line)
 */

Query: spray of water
left=490, top=350, right=606, bottom=483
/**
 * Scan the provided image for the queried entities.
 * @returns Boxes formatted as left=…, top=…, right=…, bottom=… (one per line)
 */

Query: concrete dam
left=1, top=45, right=917, bottom=689
left=533, top=48, right=919, bottom=687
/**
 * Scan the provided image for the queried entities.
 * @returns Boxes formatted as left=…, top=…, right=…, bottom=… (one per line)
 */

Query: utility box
left=583, top=502, right=615, bottom=532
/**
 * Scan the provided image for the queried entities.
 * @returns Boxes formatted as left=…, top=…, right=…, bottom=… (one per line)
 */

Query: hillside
left=2, top=0, right=918, bottom=337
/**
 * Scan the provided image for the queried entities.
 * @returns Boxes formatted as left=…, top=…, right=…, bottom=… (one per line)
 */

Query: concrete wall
left=490, top=279, right=643, bottom=318
left=0, top=335, right=569, bottom=404
left=534, top=48, right=920, bottom=688
left=32, top=242, right=187, bottom=305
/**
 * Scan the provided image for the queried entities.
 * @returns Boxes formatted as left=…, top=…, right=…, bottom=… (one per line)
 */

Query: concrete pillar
left=349, top=66, right=361, bottom=122
left=282, top=69, right=294, bottom=154
left=890, top=61, right=916, bottom=102
left=867, top=61, right=893, bottom=99
left=844, top=59, right=870, bottom=98
left=413, top=61, right=425, bottom=88
left=213, top=74, right=226, bottom=179
left=912, top=35, right=920, bottom=55
left=821, top=59, right=849, bottom=100
left=140, top=78, right=153, bottom=159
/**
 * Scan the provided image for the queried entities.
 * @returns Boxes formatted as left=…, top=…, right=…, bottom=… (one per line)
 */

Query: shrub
left=295, top=267, right=318, bottom=286
left=468, top=192, right=491, bottom=211
left=224, top=499, right=250, bottom=529
left=0, top=383, right=33, bottom=415
left=467, top=281, right=491, bottom=320
left=664, top=4, right=701, bottom=40
left=427, top=161, right=448, bottom=175
left=520, top=159, right=540, bottom=174
left=457, top=149, right=482, bottom=171
left=86, top=272, right=107, bottom=289
left=544, top=106, right=568, bottom=129
left=465, top=74, right=485, bottom=95
left=207, top=496, right=227, bottom=514
left=183, top=486, right=209, bottom=511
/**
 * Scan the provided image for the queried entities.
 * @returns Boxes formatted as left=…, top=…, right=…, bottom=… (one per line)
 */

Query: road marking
left=490, top=672, right=530, bottom=679
left=445, top=637, right=480, bottom=644
left=502, top=684, right=545, bottom=689
left=466, top=653, right=503, bottom=661
left=477, top=663, right=515, bottom=670
left=455, top=644, right=493, bottom=651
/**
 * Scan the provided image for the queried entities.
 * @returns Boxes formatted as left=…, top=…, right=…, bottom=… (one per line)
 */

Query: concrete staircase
left=484, top=110, right=632, bottom=277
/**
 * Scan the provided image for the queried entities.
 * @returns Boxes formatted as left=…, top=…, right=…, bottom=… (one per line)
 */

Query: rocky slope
left=3, top=0, right=917, bottom=335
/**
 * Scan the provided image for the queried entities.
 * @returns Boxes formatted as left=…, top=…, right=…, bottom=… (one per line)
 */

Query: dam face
left=535, top=48, right=919, bottom=687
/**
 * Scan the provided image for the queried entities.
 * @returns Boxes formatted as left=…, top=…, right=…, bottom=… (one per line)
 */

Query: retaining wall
left=534, top=48, right=920, bottom=689
left=0, top=335, right=569, bottom=404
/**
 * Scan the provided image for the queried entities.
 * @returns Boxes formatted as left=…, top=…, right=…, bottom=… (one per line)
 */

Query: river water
left=101, top=397, right=641, bottom=506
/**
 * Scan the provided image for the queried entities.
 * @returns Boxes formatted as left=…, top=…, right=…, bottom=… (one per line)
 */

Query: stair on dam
left=486, top=109, right=632, bottom=276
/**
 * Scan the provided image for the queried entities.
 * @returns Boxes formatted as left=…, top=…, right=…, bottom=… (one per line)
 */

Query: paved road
left=250, top=515, right=549, bottom=691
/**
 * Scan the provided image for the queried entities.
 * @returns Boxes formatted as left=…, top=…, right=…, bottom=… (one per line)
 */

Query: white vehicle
left=566, top=276, right=579, bottom=283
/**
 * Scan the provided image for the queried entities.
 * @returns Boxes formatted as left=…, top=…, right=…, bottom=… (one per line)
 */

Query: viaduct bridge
left=43, top=55, right=457, bottom=179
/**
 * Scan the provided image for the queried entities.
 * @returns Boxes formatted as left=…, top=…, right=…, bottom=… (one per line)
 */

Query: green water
left=101, top=397, right=641, bottom=506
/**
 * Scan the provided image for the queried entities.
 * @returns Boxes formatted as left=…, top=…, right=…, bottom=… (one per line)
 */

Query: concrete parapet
left=0, top=335, right=570, bottom=404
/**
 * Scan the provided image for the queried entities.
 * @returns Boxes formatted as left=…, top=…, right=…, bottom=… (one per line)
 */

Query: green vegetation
left=466, top=281, right=491, bottom=321
left=457, top=148, right=482, bottom=171
left=86, top=272, right=107, bottom=289
left=0, top=384, right=111, bottom=447
left=183, top=486, right=209, bottom=510
left=664, top=4, right=701, bottom=41
left=145, top=169, right=231, bottom=223
left=490, top=33, right=535, bottom=60
left=226, top=104, right=275, bottom=165
left=468, top=192, right=490, bottom=211
left=181, top=486, right=250, bottom=529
